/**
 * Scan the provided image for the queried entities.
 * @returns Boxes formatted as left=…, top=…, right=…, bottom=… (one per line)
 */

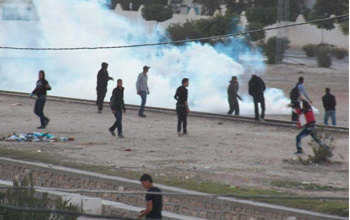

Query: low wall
left=0, top=157, right=346, bottom=220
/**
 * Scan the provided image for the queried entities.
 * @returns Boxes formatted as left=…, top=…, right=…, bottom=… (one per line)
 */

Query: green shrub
left=332, top=48, right=348, bottom=59
left=317, top=47, right=332, bottom=68
left=0, top=174, right=79, bottom=220
left=302, top=44, right=318, bottom=57
left=298, top=129, right=336, bottom=165
left=261, top=36, right=290, bottom=64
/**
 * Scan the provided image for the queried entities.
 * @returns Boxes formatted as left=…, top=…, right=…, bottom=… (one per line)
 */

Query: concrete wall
left=0, top=157, right=346, bottom=220
left=240, top=12, right=349, bottom=49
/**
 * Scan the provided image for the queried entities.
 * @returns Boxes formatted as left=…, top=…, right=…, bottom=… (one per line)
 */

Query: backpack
left=290, top=84, right=300, bottom=101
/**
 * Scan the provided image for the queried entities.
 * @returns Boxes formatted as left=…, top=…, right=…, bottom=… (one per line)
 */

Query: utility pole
left=275, top=0, right=289, bottom=64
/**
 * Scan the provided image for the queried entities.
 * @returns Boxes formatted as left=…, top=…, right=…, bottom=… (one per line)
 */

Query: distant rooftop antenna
left=275, top=0, right=289, bottom=64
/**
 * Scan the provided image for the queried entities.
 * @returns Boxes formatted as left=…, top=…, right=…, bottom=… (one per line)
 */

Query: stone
left=239, top=214, right=247, bottom=220
left=181, top=207, right=189, bottom=215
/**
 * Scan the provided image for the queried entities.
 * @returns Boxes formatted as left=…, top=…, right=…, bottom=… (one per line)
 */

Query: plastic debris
left=0, top=132, right=75, bottom=143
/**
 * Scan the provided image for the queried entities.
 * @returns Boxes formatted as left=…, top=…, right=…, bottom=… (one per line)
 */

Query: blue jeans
left=34, top=96, right=48, bottom=127
left=138, top=91, right=147, bottom=116
left=110, top=109, right=122, bottom=135
left=324, top=110, right=336, bottom=126
left=296, top=126, right=322, bottom=150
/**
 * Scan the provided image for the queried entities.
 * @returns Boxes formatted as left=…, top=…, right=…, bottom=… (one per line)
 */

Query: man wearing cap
left=227, top=76, right=242, bottom=115
left=96, top=62, right=114, bottom=113
left=136, top=66, right=150, bottom=117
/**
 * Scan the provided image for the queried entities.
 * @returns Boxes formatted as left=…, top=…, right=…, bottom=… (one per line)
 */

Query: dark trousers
left=227, top=97, right=239, bottom=115
left=253, top=95, right=265, bottom=120
left=110, top=109, right=122, bottom=135
left=138, top=91, right=147, bottom=116
left=296, top=126, right=322, bottom=150
left=176, top=105, right=187, bottom=133
left=34, top=97, right=48, bottom=127
left=291, top=101, right=300, bottom=121
left=96, top=87, right=107, bottom=111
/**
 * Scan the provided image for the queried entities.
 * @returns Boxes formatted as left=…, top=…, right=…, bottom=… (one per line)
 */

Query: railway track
left=1, top=90, right=348, bottom=134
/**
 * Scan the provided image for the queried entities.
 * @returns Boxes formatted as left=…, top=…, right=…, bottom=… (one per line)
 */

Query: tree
left=261, top=36, right=290, bottom=64
left=168, top=0, right=185, bottom=13
left=310, top=0, right=347, bottom=30
left=166, top=14, right=240, bottom=45
left=166, top=21, right=202, bottom=45
left=193, top=0, right=224, bottom=16
left=224, top=0, right=253, bottom=14
left=142, top=4, right=173, bottom=24
left=246, top=22, right=265, bottom=42
left=246, top=7, right=278, bottom=26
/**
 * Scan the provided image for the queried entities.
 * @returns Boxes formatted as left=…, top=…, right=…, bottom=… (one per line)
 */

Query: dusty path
left=0, top=94, right=348, bottom=197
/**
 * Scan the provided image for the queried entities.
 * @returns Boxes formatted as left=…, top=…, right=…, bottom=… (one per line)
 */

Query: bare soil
left=0, top=90, right=348, bottom=197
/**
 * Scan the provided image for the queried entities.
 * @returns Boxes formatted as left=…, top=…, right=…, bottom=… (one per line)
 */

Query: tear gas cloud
left=0, top=0, right=291, bottom=115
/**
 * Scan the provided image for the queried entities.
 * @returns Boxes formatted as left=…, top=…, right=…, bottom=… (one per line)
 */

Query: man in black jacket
left=96, top=62, right=113, bottom=113
left=248, top=74, right=266, bottom=121
left=227, top=76, right=242, bottom=115
left=322, top=88, right=336, bottom=126
left=174, top=78, right=190, bottom=136
left=31, top=70, right=51, bottom=129
left=109, top=79, right=126, bottom=138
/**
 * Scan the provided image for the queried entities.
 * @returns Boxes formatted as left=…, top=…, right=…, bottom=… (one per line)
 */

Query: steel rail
left=0, top=90, right=348, bottom=134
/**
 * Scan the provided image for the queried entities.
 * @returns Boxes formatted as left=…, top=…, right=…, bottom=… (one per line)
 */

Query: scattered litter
left=218, top=122, right=223, bottom=125
left=37, top=150, right=41, bottom=153
left=122, top=148, right=132, bottom=152
left=0, top=132, right=75, bottom=143
left=204, top=166, right=211, bottom=169
left=230, top=185, right=236, bottom=189
left=185, top=176, right=189, bottom=179
left=12, top=103, right=23, bottom=106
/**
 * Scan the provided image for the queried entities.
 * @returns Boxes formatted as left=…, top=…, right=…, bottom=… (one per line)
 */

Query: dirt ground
left=0, top=92, right=348, bottom=197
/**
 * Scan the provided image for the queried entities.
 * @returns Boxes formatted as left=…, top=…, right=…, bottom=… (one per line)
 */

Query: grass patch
left=272, top=180, right=348, bottom=192
left=0, top=148, right=348, bottom=217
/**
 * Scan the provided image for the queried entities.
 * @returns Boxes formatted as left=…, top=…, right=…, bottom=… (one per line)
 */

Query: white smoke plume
left=0, top=0, right=291, bottom=115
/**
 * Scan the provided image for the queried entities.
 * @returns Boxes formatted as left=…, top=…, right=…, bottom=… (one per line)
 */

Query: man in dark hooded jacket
left=96, top=62, right=113, bottom=113
left=109, top=79, right=126, bottom=138
left=248, top=74, right=266, bottom=121
left=227, top=76, right=242, bottom=115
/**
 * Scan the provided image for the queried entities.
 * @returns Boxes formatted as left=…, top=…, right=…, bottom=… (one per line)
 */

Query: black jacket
left=110, top=87, right=125, bottom=110
left=322, top=93, right=336, bottom=111
left=248, top=75, right=265, bottom=97
left=174, top=86, right=188, bottom=105
left=228, top=82, right=239, bottom=98
left=97, top=69, right=111, bottom=88
left=32, top=79, right=51, bottom=97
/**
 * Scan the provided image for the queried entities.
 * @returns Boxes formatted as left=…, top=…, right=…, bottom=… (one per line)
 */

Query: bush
left=332, top=48, right=348, bottom=59
left=302, top=44, right=318, bottom=57
left=317, top=47, right=332, bottom=68
left=261, top=36, right=290, bottom=64
left=298, top=128, right=336, bottom=165
left=0, top=174, right=79, bottom=220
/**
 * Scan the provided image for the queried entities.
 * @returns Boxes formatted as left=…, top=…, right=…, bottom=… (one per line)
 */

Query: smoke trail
left=0, top=0, right=291, bottom=115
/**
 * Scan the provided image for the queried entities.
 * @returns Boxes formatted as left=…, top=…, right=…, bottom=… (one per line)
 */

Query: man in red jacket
left=292, top=100, right=331, bottom=156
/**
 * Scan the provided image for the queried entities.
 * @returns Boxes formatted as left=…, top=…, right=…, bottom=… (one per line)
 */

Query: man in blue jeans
left=109, top=79, right=126, bottom=138
left=322, top=88, right=336, bottom=126
left=136, top=66, right=150, bottom=117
